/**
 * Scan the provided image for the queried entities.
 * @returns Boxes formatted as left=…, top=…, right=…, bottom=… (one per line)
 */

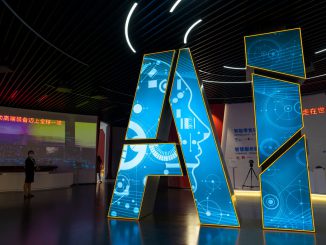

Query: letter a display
left=109, top=49, right=240, bottom=227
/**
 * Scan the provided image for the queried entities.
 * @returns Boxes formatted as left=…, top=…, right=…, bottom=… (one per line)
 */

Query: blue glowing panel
left=261, top=136, right=314, bottom=231
left=264, top=231, right=315, bottom=245
left=109, top=143, right=182, bottom=219
left=169, top=48, right=239, bottom=227
left=126, top=51, right=175, bottom=140
left=253, top=74, right=303, bottom=166
left=245, top=29, right=305, bottom=78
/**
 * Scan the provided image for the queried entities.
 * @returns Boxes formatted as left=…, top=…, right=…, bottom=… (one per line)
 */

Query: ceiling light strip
left=223, top=65, right=246, bottom=70
left=315, top=48, right=326, bottom=54
left=125, top=3, right=138, bottom=53
left=170, top=0, right=182, bottom=13
left=184, top=19, right=202, bottom=44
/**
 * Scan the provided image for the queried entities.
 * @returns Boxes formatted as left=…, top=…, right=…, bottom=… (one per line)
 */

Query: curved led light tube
left=315, top=48, right=326, bottom=54
left=125, top=3, right=138, bottom=53
left=223, top=65, right=246, bottom=70
left=183, top=19, right=202, bottom=44
left=169, top=0, right=182, bottom=13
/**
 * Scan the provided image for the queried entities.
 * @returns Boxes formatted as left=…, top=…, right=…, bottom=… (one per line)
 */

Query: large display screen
left=169, top=48, right=239, bottom=227
left=125, top=51, right=175, bottom=140
left=0, top=107, right=97, bottom=183
left=245, top=28, right=305, bottom=78
left=109, top=143, right=182, bottom=219
left=252, top=74, right=303, bottom=166
left=260, top=136, right=314, bottom=231
left=0, top=114, right=65, bottom=166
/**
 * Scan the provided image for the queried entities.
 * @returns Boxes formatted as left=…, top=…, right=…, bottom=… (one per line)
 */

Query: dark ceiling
left=0, top=0, right=326, bottom=126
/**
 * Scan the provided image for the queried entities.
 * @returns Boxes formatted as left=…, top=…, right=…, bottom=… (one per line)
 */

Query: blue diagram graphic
left=252, top=74, right=303, bottom=166
left=169, top=48, right=239, bottom=227
left=247, top=29, right=315, bottom=233
left=109, top=143, right=182, bottom=219
left=245, top=28, right=305, bottom=78
left=126, top=51, right=175, bottom=140
left=260, top=136, right=314, bottom=232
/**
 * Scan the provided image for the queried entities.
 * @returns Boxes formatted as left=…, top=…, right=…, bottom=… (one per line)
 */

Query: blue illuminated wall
left=252, top=74, right=303, bottom=166
left=245, top=28, right=305, bottom=78
left=260, top=136, right=314, bottom=232
left=109, top=143, right=182, bottom=219
left=126, top=51, right=175, bottom=140
left=169, top=49, right=239, bottom=227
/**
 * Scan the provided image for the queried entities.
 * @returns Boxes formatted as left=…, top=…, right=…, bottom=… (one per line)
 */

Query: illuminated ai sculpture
left=109, top=49, right=240, bottom=227
left=109, top=28, right=314, bottom=232
left=245, top=28, right=315, bottom=232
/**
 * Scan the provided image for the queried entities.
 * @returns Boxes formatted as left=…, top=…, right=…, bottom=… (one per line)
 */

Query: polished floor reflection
left=0, top=182, right=325, bottom=244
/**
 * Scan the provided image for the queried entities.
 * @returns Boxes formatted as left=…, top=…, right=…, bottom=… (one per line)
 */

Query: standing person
left=96, top=155, right=103, bottom=184
left=24, top=150, right=36, bottom=199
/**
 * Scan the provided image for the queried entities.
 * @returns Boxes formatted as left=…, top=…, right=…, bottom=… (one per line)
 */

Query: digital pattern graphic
left=126, top=51, right=175, bottom=140
left=245, top=28, right=305, bottom=78
left=169, top=49, right=239, bottom=227
left=109, top=143, right=182, bottom=219
left=247, top=28, right=315, bottom=232
left=252, top=74, right=303, bottom=166
left=260, top=136, right=314, bottom=232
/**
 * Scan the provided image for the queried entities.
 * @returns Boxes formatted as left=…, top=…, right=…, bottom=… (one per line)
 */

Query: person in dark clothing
left=96, top=155, right=103, bottom=184
left=24, top=150, right=36, bottom=199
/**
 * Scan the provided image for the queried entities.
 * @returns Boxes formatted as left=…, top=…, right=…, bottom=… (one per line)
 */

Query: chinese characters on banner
left=302, top=106, right=325, bottom=116
left=0, top=114, right=63, bottom=125
left=233, top=127, right=257, bottom=160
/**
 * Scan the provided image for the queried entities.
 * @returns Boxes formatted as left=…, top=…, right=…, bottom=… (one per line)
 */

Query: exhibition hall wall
left=221, top=102, right=260, bottom=190
left=0, top=106, right=98, bottom=184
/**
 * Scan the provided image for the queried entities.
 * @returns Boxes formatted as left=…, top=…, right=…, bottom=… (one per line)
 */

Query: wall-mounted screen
left=0, top=107, right=97, bottom=183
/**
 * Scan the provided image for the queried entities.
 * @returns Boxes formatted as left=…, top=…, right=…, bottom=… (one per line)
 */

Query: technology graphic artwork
left=245, top=28, right=315, bottom=232
left=109, top=143, right=182, bottom=219
left=125, top=51, right=175, bottom=140
left=169, top=49, right=239, bottom=226
left=109, top=28, right=314, bottom=232
left=109, top=49, right=239, bottom=227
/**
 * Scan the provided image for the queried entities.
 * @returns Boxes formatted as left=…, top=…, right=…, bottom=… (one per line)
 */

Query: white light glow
left=307, top=73, right=326, bottom=80
left=234, top=190, right=326, bottom=202
left=223, top=65, right=246, bottom=70
left=169, top=0, right=182, bottom=13
left=234, top=190, right=260, bottom=197
left=315, top=48, right=326, bottom=54
left=184, top=19, right=202, bottom=44
left=125, top=3, right=138, bottom=53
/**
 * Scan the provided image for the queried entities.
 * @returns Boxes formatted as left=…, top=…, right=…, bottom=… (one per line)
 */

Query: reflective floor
left=0, top=182, right=325, bottom=245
